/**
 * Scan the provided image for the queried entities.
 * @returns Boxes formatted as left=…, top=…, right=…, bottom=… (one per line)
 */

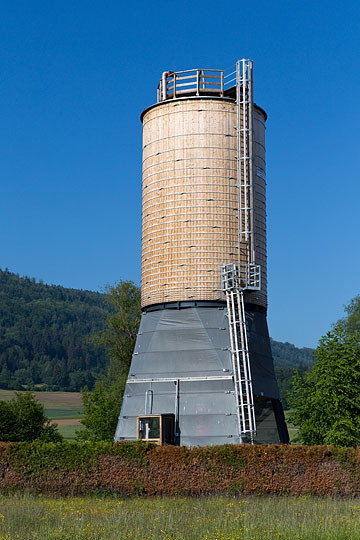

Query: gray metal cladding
left=115, top=305, right=282, bottom=446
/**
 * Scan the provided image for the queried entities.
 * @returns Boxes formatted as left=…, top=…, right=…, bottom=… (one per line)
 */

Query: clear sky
left=1, top=1, right=359, bottom=348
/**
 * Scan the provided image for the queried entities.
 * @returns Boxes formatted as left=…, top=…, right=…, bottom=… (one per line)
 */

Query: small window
left=137, top=414, right=175, bottom=445
left=138, top=416, right=160, bottom=440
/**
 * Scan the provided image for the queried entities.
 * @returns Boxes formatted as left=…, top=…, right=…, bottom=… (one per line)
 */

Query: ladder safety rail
left=220, top=263, right=261, bottom=292
left=236, top=59, right=255, bottom=265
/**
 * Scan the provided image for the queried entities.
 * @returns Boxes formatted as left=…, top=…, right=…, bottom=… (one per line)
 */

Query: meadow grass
left=0, top=494, right=358, bottom=540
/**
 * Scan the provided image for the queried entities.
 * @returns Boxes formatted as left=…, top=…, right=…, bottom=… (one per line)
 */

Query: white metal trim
left=127, top=376, right=233, bottom=383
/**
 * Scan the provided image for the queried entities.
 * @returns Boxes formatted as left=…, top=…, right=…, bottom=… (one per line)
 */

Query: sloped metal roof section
left=115, top=304, right=282, bottom=446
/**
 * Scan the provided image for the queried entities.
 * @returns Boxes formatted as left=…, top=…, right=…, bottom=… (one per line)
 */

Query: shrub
left=0, top=441, right=359, bottom=497
left=0, top=392, right=62, bottom=443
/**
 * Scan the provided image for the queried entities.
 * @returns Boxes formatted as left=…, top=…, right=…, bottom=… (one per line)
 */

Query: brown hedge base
left=0, top=441, right=359, bottom=497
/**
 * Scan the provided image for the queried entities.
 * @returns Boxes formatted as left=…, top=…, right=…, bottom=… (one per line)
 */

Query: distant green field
left=0, top=389, right=82, bottom=409
left=42, top=408, right=82, bottom=419
left=0, top=390, right=82, bottom=410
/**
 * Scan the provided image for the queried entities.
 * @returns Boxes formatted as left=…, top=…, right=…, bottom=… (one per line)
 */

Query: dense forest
left=0, top=268, right=112, bottom=391
left=0, top=269, right=314, bottom=402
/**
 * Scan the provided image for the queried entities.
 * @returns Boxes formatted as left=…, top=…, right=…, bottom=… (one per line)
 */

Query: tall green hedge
left=0, top=441, right=359, bottom=497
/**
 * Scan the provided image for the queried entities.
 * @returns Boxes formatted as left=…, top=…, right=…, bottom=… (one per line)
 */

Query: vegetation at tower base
left=78, top=281, right=141, bottom=441
left=0, top=392, right=62, bottom=442
left=289, top=324, right=360, bottom=447
left=0, top=441, right=360, bottom=496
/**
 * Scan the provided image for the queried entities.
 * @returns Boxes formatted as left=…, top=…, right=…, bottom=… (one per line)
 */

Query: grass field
left=55, top=424, right=83, bottom=440
left=0, top=390, right=84, bottom=439
left=0, top=390, right=82, bottom=410
left=0, top=494, right=358, bottom=539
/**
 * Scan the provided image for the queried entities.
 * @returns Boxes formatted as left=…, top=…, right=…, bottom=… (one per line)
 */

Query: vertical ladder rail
left=232, top=291, right=247, bottom=438
left=237, top=290, right=255, bottom=437
left=225, top=291, right=243, bottom=439
left=247, top=61, right=255, bottom=265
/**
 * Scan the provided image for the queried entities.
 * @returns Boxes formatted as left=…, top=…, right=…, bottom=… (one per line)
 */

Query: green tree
left=275, top=363, right=310, bottom=410
left=78, top=280, right=141, bottom=441
left=289, top=325, right=360, bottom=446
left=338, top=295, right=360, bottom=335
left=0, top=392, right=62, bottom=442
left=94, top=280, right=141, bottom=368
left=78, top=376, right=127, bottom=441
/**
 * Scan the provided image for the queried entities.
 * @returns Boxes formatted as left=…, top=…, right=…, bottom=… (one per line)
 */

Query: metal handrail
left=156, top=65, right=238, bottom=102
left=157, top=68, right=226, bottom=102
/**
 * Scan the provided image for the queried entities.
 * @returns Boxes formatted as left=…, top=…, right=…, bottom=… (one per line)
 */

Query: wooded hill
left=0, top=269, right=314, bottom=404
left=0, top=268, right=111, bottom=391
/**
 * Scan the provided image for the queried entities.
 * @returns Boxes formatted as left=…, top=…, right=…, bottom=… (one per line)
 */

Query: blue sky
left=1, top=1, right=359, bottom=348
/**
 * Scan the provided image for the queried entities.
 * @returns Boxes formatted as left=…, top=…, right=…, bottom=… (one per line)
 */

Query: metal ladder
left=221, top=263, right=258, bottom=443
left=221, top=59, right=257, bottom=443
left=236, top=59, right=255, bottom=265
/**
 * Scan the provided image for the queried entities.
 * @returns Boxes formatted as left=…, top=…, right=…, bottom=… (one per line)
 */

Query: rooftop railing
left=157, top=67, right=236, bottom=102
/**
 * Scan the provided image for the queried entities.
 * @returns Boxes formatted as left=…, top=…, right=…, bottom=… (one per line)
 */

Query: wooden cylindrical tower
left=141, top=83, right=267, bottom=308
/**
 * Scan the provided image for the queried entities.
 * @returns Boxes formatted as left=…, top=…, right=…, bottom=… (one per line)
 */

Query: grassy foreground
left=0, top=494, right=359, bottom=540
